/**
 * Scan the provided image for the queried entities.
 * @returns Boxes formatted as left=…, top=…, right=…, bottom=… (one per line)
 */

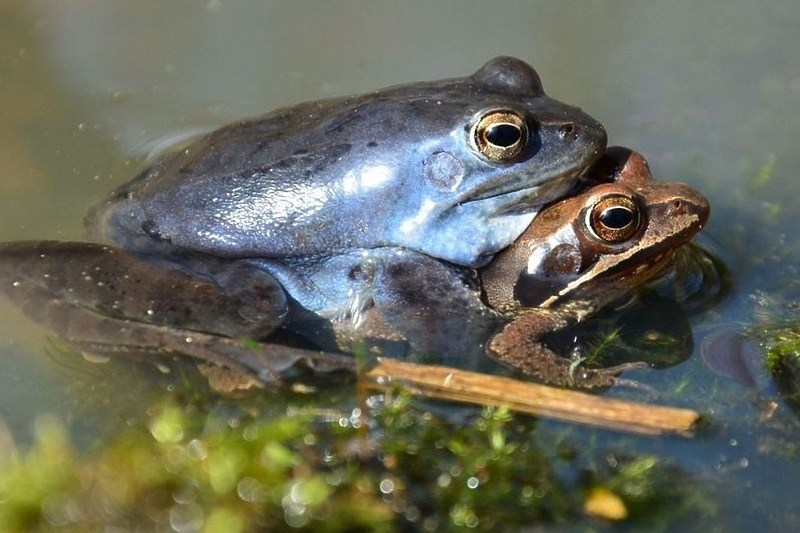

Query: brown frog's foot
left=517, top=351, right=641, bottom=389
left=487, top=311, right=649, bottom=389
left=610, top=376, right=659, bottom=395
left=567, top=361, right=651, bottom=389
left=238, top=342, right=359, bottom=383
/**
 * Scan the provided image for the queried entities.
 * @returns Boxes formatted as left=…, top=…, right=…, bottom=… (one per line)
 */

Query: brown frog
left=482, top=147, right=709, bottom=386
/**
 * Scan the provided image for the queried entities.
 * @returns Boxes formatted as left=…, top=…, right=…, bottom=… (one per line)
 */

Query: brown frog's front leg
left=487, top=308, right=648, bottom=389
left=481, top=149, right=710, bottom=388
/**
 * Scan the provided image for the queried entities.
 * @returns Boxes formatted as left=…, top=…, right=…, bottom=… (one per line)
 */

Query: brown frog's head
left=482, top=148, right=710, bottom=314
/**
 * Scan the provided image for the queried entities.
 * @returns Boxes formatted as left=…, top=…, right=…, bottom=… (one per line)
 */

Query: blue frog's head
left=90, top=57, right=606, bottom=267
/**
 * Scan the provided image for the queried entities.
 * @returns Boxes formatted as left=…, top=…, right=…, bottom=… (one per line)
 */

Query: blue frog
left=0, top=58, right=665, bottom=389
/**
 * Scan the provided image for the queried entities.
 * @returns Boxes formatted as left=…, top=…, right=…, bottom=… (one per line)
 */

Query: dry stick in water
left=363, top=359, right=700, bottom=436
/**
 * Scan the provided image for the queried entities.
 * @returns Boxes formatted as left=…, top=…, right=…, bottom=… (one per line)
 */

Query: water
left=1, top=0, right=799, bottom=528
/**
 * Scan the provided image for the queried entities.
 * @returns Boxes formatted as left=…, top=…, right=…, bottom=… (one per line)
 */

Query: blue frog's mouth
left=459, top=164, right=589, bottom=216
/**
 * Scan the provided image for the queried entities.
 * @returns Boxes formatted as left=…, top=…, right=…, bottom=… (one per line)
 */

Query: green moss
left=376, top=394, right=569, bottom=529
left=761, top=326, right=800, bottom=373
left=584, top=327, right=622, bottom=365
left=0, top=398, right=393, bottom=531
left=585, top=454, right=718, bottom=530
left=0, top=385, right=718, bottom=530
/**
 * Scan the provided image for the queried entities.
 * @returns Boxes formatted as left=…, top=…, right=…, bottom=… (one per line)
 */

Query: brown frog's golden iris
left=470, top=110, right=528, bottom=163
left=587, top=194, right=641, bottom=243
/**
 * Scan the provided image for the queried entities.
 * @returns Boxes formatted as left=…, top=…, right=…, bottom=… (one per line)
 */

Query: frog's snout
left=666, top=183, right=710, bottom=229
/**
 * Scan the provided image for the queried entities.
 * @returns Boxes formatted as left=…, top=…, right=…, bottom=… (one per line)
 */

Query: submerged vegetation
left=0, top=375, right=718, bottom=531
left=754, top=323, right=800, bottom=414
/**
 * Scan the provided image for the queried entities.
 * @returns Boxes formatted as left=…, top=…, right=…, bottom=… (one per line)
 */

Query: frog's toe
left=604, top=360, right=650, bottom=373
left=569, top=361, right=649, bottom=389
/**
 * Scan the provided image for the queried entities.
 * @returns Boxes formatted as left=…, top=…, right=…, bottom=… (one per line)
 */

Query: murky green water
left=1, top=0, right=799, bottom=529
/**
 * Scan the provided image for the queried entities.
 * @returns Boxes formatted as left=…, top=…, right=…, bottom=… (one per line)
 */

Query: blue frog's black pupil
left=486, top=123, right=522, bottom=147
left=599, top=206, right=633, bottom=229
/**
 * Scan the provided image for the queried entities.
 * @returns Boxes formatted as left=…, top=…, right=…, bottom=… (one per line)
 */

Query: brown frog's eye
left=587, top=194, right=641, bottom=243
left=469, top=110, right=528, bottom=163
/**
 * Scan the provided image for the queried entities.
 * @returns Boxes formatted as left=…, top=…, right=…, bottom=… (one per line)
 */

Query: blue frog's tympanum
left=0, top=142, right=708, bottom=389
left=91, top=56, right=607, bottom=270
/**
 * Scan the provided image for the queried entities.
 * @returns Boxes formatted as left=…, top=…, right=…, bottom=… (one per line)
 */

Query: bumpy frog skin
left=0, top=57, right=615, bottom=386
left=0, top=148, right=708, bottom=389
left=481, top=148, right=709, bottom=386
left=89, top=56, right=606, bottom=269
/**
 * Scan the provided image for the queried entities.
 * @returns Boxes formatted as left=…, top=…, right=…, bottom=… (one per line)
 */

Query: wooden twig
left=363, top=358, right=700, bottom=436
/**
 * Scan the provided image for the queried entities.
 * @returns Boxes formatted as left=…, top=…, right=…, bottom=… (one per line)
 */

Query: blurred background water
left=1, top=0, right=799, bottom=528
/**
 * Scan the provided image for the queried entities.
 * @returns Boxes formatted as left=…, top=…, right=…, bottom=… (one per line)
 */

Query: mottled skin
left=0, top=57, right=612, bottom=384
left=77, top=56, right=609, bottom=326
left=0, top=149, right=709, bottom=388
left=90, top=56, right=607, bottom=271
left=482, top=148, right=709, bottom=386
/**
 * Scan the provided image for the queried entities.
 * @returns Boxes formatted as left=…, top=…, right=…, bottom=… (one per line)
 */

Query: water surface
left=1, top=1, right=799, bottom=529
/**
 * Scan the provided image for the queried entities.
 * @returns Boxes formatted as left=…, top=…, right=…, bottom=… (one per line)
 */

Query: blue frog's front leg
left=0, top=241, right=356, bottom=384
left=256, top=248, right=504, bottom=369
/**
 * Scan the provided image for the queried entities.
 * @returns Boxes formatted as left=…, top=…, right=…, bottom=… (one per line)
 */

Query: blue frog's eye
left=588, top=194, right=641, bottom=243
left=470, top=110, right=528, bottom=163
left=486, top=123, right=521, bottom=147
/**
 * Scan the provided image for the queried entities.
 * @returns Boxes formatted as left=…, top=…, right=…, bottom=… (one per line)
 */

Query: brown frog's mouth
left=538, top=183, right=710, bottom=309
left=589, top=192, right=708, bottom=278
